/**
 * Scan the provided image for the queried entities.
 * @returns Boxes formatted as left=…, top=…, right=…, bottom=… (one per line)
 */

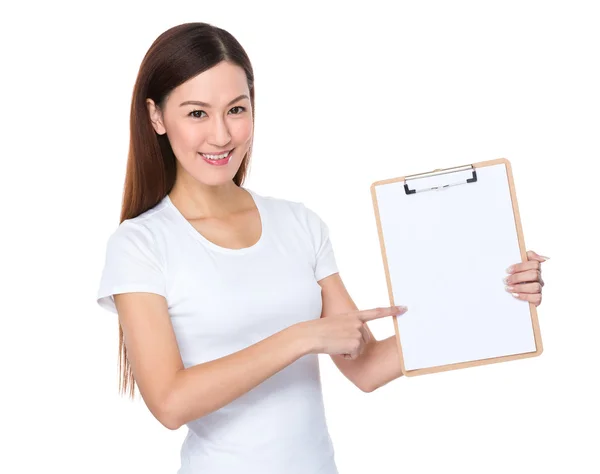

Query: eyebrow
left=179, top=94, right=250, bottom=108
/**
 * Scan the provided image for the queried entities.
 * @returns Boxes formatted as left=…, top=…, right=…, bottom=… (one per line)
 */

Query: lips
left=199, top=148, right=234, bottom=166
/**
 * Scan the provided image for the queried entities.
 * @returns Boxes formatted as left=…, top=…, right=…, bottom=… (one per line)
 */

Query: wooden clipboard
left=370, top=158, right=543, bottom=377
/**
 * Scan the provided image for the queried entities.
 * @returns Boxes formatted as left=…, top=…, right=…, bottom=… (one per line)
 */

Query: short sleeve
left=303, top=205, right=339, bottom=282
left=96, top=220, right=167, bottom=314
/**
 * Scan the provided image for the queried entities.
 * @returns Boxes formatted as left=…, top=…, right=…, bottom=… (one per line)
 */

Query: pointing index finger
left=354, top=306, right=408, bottom=322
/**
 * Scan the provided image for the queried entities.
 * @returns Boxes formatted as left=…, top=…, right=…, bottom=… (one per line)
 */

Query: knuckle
left=537, top=283, right=542, bottom=292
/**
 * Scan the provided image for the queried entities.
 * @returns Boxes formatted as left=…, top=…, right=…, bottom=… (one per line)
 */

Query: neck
left=168, top=175, right=248, bottom=220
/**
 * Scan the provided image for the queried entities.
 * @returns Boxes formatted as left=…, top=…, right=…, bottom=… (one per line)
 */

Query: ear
left=146, top=98, right=167, bottom=135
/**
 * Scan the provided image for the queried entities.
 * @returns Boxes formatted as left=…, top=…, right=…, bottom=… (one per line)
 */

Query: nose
left=207, top=115, right=232, bottom=147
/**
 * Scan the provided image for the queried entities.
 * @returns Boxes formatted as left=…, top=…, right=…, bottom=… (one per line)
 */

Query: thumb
left=527, top=250, right=550, bottom=262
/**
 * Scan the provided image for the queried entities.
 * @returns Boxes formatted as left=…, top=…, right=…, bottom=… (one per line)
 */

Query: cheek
left=231, top=117, right=253, bottom=143
left=168, top=121, right=204, bottom=153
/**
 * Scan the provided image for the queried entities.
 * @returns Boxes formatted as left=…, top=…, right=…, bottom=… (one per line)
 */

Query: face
left=146, top=61, right=253, bottom=187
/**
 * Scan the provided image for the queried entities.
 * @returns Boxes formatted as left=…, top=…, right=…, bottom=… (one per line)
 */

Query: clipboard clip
left=404, top=164, right=478, bottom=195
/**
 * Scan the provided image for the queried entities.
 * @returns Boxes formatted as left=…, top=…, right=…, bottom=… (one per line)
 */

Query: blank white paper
left=375, top=163, right=537, bottom=371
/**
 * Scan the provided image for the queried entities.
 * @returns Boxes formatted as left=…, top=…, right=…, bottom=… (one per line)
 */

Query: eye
left=188, top=106, right=246, bottom=119
left=189, top=109, right=207, bottom=118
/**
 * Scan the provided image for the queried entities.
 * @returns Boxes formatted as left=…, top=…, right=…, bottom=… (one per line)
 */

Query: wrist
left=289, top=321, right=317, bottom=356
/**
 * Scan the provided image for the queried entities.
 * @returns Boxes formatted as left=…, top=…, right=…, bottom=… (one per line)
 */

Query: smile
left=199, top=149, right=234, bottom=160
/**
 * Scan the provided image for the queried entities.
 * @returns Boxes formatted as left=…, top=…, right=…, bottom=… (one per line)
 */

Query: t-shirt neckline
left=164, top=187, right=267, bottom=255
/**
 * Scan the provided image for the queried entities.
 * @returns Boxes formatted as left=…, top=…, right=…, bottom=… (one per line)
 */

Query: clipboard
left=370, top=158, right=543, bottom=377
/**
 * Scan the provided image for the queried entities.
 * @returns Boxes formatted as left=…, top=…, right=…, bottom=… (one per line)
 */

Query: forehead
left=170, top=61, right=249, bottom=104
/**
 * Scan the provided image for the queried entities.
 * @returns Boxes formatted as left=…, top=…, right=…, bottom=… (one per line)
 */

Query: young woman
left=96, top=22, right=547, bottom=474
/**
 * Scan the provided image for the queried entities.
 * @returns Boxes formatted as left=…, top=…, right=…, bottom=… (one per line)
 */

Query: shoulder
left=104, top=198, right=172, bottom=259
left=251, top=190, right=330, bottom=254
left=252, top=189, right=322, bottom=227
left=107, top=219, right=154, bottom=248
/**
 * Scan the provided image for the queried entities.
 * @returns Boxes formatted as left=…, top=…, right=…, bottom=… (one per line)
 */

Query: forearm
left=360, top=335, right=404, bottom=392
left=164, top=324, right=312, bottom=429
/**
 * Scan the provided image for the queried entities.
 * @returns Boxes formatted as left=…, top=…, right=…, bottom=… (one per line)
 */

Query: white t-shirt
left=96, top=187, right=340, bottom=474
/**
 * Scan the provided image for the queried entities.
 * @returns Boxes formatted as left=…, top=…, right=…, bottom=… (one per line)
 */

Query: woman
left=96, top=22, right=548, bottom=473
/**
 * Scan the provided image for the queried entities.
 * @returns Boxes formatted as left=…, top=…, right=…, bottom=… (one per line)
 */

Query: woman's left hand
left=504, top=250, right=549, bottom=307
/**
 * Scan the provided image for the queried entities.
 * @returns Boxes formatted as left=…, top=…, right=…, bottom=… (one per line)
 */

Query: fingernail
left=395, top=306, right=408, bottom=311
left=503, top=276, right=510, bottom=284
left=505, top=286, right=514, bottom=291
left=540, top=256, right=550, bottom=261
left=511, top=293, right=520, bottom=298
left=506, top=265, right=514, bottom=273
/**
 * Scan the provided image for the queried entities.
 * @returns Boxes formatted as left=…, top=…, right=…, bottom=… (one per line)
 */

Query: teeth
left=201, top=150, right=230, bottom=160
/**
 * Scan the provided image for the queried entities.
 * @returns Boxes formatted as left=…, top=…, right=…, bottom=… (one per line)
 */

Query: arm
left=114, top=292, right=312, bottom=431
left=357, top=335, right=404, bottom=392
left=318, top=273, right=403, bottom=392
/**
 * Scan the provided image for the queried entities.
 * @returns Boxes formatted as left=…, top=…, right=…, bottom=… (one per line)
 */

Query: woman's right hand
left=299, top=306, right=409, bottom=360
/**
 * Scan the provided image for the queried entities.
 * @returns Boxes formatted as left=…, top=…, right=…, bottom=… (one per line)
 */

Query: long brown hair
left=117, top=22, right=255, bottom=399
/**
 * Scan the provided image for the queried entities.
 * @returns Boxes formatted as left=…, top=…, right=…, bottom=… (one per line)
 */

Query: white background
left=2, top=1, right=598, bottom=473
